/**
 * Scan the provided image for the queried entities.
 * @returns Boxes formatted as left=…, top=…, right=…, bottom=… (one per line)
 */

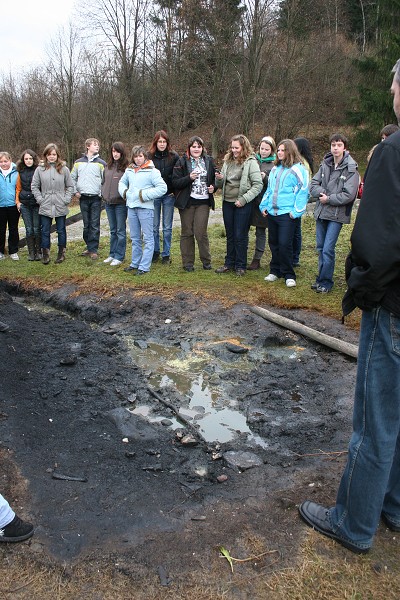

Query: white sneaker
left=264, top=273, right=278, bottom=282
left=10, top=253, right=19, bottom=261
left=0, top=252, right=4, bottom=260
left=286, top=278, right=296, bottom=287
left=103, top=256, right=113, bottom=263
left=110, top=259, right=122, bottom=266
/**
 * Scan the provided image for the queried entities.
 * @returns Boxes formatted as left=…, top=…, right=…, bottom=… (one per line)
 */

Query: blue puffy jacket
left=259, top=163, right=309, bottom=219
left=0, top=163, right=18, bottom=207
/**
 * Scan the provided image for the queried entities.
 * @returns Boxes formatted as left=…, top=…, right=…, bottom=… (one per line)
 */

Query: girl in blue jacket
left=119, top=146, right=167, bottom=275
left=0, top=152, right=20, bottom=260
left=259, top=139, right=309, bottom=287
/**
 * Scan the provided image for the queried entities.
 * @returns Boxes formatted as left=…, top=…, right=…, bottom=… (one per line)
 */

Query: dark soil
left=0, top=282, right=360, bottom=596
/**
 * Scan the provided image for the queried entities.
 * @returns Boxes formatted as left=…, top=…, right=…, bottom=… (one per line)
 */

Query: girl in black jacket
left=148, top=130, right=179, bottom=264
left=172, top=136, right=216, bottom=271
left=15, top=149, right=40, bottom=260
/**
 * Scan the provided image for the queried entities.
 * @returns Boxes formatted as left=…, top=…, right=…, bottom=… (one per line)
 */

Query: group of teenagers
left=1, top=126, right=395, bottom=291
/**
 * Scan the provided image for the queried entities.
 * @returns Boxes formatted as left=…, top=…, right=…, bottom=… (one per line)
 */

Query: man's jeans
left=153, top=193, right=175, bottom=258
left=128, top=207, right=154, bottom=272
left=105, top=203, right=127, bottom=261
left=222, top=200, right=252, bottom=270
left=315, top=218, right=342, bottom=290
left=80, top=195, right=102, bottom=253
left=329, top=307, right=400, bottom=550
left=20, top=205, right=40, bottom=238
left=41, top=215, right=66, bottom=248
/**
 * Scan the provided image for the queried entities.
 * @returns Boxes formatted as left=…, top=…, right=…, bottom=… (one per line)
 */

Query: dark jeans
left=292, top=217, right=302, bottom=265
left=0, top=205, right=20, bottom=254
left=20, top=205, right=40, bottom=238
left=41, top=215, right=66, bottom=249
left=267, top=213, right=296, bottom=280
left=222, top=200, right=252, bottom=270
left=80, top=195, right=102, bottom=252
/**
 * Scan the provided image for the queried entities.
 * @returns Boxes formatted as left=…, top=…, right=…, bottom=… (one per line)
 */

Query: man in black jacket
left=298, top=59, right=400, bottom=554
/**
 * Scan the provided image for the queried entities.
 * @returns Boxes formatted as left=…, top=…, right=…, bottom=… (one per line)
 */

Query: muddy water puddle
left=126, top=338, right=305, bottom=446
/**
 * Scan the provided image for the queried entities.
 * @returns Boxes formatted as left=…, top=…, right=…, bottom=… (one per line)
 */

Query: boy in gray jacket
left=310, top=133, right=359, bottom=293
left=71, top=138, right=106, bottom=259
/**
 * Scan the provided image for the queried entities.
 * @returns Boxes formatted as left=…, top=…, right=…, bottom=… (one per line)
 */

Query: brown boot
left=55, top=247, right=66, bottom=264
left=248, top=258, right=260, bottom=270
left=42, top=248, right=50, bottom=265
left=34, top=236, right=42, bottom=261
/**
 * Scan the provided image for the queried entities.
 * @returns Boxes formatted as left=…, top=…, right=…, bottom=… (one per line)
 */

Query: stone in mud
left=226, top=342, right=249, bottom=354
left=161, top=419, right=173, bottom=426
left=104, top=407, right=162, bottom=441
left=181, top=434, right=198, bottom=446
left=217, top=474, right=228, bottom=483
left=59, top=356, right=77, bottom=366
left=223, top=451, right=263, bottom=471
left=134, top=340, right=148, bottom=349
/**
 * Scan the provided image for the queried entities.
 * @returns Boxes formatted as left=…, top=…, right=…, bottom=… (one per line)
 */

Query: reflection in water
left=125, top=339, right=296, bottom=446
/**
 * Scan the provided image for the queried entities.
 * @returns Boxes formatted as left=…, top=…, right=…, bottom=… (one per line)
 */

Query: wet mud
left=0, top=281, right=359, bottom=572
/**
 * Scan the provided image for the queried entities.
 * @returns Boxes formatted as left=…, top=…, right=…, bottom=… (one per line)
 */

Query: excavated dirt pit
left=0, top=282, right=361, bottom=592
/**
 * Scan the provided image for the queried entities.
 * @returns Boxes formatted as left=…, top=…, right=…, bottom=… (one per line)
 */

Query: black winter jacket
left=18, top=167, right=37, bottom=207
left=172, top=154, right=216, bottom=210
left=151, top=150, right=179, bottom=194
left=342, top=130, right=400, bottom=317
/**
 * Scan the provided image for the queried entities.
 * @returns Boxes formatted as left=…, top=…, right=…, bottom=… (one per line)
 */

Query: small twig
left=5, top=575, right=37, bottom=594
left=244, top=389, right=270, bottom=398
left=167, top=487, right=203, bottom=513
left=294, top=449, right=347, bottom=458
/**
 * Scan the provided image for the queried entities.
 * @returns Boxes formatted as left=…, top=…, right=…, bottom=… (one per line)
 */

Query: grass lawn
left=3, top=210, right=361, bottom=330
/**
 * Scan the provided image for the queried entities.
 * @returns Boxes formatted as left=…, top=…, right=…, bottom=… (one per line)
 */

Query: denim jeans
left=315, top=218, right=342, bottom=290
left=329, top=307, right=400, bottom=550
left=80, top=195, right=102, bottom=253
left=222, top=200, right=252, bottom=270
left=128, top=207, right=154, bottom=272
left=0, top=494, right=14, bottom=528
left=41, top=215, right=66, bottom=248
left=292, top=217, right=302, bottom=265
left=153, top=193, right=175, bottom=258
left=105, top=203, right=127, bottom=261
left=20, top=205, right=40, bottom=238
left=267, top=213, right=296, bottom=280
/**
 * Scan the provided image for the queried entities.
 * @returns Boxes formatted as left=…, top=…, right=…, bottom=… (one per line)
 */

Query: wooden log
left=250, top=306, right=358, bottom=359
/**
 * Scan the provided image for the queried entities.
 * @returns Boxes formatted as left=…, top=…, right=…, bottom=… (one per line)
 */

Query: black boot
left=35, top=236, right=42, bottom=261
left=27, top=236, right=35, bottom=261
left=42, top=248, right=50, bottom=265
left=55, top=247, right=66, bottom=264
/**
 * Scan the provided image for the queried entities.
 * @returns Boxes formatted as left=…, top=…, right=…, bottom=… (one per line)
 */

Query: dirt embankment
left=0, top=282, right=362, bottom=597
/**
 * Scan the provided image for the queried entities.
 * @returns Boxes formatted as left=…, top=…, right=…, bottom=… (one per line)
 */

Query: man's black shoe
left=152, top=252, right=160, bottom=263
left=183, top=266, right=194, bottom=272
left=298, top=501, right=370, bottom=554
left=382, top=512, right=400, bottom=532
left=0, top=515, right=34, bottom=543
left=162, top=256, right=171, bottom=264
